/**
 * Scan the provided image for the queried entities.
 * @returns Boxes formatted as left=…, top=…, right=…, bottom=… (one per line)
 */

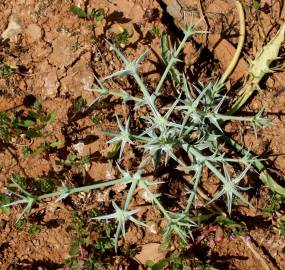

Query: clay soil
left=0, top=0, right=285, bottom=269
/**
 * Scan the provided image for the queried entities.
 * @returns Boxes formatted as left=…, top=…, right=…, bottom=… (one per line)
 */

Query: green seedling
left=15, top=218, right=27, bottom=230
left=89, top=9, right=104, bottom=21
left=56, top=151, right=90, bottom=169
left=0, top=194, right=11, bottom=215
left=215, top=215, right=247, bottom=236
left=276, top=215, right=285, bottom=237
left=82, top=255, right=106, bottom=270
left=91, top=115, right=103, bottom=125
left=146, top=252, right=218, bottom=270
left=28, top=224, right=41, bottom=236
left=0, top=64, right=18, bottom=79
left=0, top=108, right=56, bottom=142
left=114, top=29, right=129, bottom=46
left=261, top=192, right=285, bottom=236
left=146, top=253, right=192, bottom=270
left=246, top=0, right=264, bottom=33
left=161, top=31, right=181, bottom=84
left=66, top=213, right=91, bottom=269
left=32, top=177, right=56, bottom=194
left=10, top=173, right=27, bottom=190
left=149, top=25, right=161, bottom=38
left=70, top=5, right=88, bottom=18
left=66, top=211, right=115, bottom=270
left=253, top=0, right=260, bottom=10
left=70, top=5, right=105, bottom=21
left=71, top=97, right=87, bottom=116
left=90, top=211, right=115, bottom=253
left=23, top=140, right=61, bottom=157
left=262, top=192, right=284, bottom=218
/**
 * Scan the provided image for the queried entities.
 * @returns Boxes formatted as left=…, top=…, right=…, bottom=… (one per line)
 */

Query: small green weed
left=262, top=192, right=285, bottom=236
left=278, top=217, right=285, bottom=237
left=66, top=211, right=115, bottom=270
left=15, top=218, right=27, bottom=230
left=66, top=212, right=91, bottom=256
left=5, top=174, right=56, bottom=197
left=89, top=9, right=104, bottom=21
left=56, top=151, right=90, bottom=169
left=70, top=5, right=105, bottom=21
left=0, top=64, right=18, bottom=79
left=71, top=97, right=87, bottom=116
left=146, top=253, right=218, bottom=270
left=0, top=106, right=56, bottom=142
left=70, top=5, right=88, bottom=18
left=148, top=26, right=161, bottom=38
left=28, top=224, right=41, bottom=236
left=11, top=173, right=27, bottom=190
left=0, top=194, right=11, bottom=215
left=215, top=215, right=247, bottom=236
left=23, top=140, right=61, bottom=157
left=252, top=0, right=264, bottom=30
left=262, top=192, right=284, bottom=217
left=31, top=177, right=56, bottom=194
left=146, top=253, right=191, bottom=270
left=91, top=115, right=103, bottom=125
left=114, top=29, right=129, bottom=46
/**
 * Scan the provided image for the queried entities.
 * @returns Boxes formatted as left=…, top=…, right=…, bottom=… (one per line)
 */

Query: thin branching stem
left=184, top=166, right=202, bottom=213
left=155, top=33, right=190, bottom=95
left=225, top=136, right=285, bottom=195
left=213, top=113, right=257, bottom=122
left=219, top=0, right=245, bottom=85
left=186, top=146, right=227, bottom=183
left=123, top=176, right=140, bottom=211
left=90, top=87, right=143, bottom=103
left=37, top=177, right=133, bottom=201
left=132, top=72, right=161, bottom=118
left=140, top=181, right=170, bottom=219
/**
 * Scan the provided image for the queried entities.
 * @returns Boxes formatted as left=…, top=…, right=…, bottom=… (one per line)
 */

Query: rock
left=31, top=41, right=53, bottom=60
left=25, top=24, right=42, bottom=43
left=49, top=35, right=77, bottom=68
left=1, top=16, right=22, bottom=41
left=44, top=70, right=60, bottom=98
left=135, top=243, right=168, bottom=265
left=60, top=52, right=93, bottom=96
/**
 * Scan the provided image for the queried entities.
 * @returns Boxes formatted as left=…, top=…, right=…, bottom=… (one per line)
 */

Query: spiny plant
left=2, top=17, right=270, bottom=251
left=87, top=17, right=269, bottom=245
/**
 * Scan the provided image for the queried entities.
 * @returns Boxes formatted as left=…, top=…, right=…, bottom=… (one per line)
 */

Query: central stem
left=155, top=33, right=191, bottom=95
left=38, top=177, right=133, bottom=200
